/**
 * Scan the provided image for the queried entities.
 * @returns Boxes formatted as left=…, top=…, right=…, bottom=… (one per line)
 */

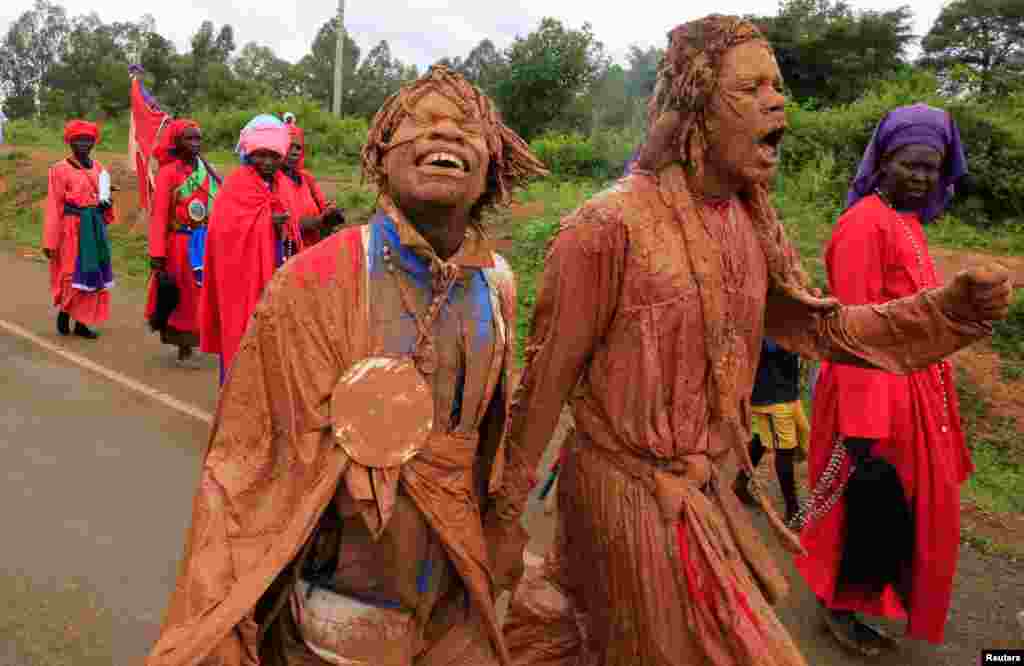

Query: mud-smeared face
left=879, top=144, right=944, bottom=211
left=381, top=90, right=490, bottom=217
left=178, top=127, right=201, bottom=159
left=706, top=40, right=787, bottom=188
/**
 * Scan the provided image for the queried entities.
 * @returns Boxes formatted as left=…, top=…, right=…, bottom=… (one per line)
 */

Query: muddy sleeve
left=494, top=213, right=626, bottom=520
left=766, top=285, right=992, bottom=375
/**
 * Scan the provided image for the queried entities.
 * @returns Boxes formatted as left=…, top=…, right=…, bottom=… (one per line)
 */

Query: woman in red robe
left=145, top=119, right=219, bottom=367
left=281, top=123, right=343, bottom=248
left=198, top=115, right=303, bottom=384
left=42, top=120, right=116, bottom=339
left=795, top=104, right=972, bottom=655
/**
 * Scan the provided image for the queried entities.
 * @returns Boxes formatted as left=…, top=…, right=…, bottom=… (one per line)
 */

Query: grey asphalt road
left=0, top=330, right=208, bottom=666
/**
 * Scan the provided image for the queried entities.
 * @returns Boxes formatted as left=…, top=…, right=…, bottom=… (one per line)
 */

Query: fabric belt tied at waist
left=63, top=203, right=99, bottom=217
left=580, top=433, right=789, bottom=605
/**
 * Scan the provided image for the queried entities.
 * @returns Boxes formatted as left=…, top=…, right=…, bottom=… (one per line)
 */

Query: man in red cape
left=43, top=120, right=117, bottom=339
left=198, top=115, right=303, bottom=384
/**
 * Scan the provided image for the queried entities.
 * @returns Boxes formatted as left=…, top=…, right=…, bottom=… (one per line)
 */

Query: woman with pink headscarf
left=198, top=115, right=303, bottom=383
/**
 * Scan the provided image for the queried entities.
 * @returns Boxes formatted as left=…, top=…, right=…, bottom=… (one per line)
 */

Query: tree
left=0, top=0, right=69, bottom=117
left=348, top=40, right=414, bottom=118
left=139, top=32, right=183, bottom=106
left=184, top=20, right=240, bottom=109
left=921, top=0, right=1024, bottom=96
left=493, top=18, right=608, bottom=140
left=624, top=45, right=662, bottom=101
left=41, top=13, right=136, bottom=117
left=297, top=18, right=360, bottom=109
left=235, top=42, right=303, bottom=98
left=460, top=39, right=506, bottom=94
left=753, top=0, right=914, bottom=107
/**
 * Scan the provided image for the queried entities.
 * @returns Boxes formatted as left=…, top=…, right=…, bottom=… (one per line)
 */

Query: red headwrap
left=155, top=118, right=200, bottom=166
left=288, top=124, right=306, bottom=171
left=64, top=120, right=100, bottom=144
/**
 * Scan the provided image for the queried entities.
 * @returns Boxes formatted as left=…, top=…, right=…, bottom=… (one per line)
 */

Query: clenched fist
left=939, top=264, right=1013, bottom=323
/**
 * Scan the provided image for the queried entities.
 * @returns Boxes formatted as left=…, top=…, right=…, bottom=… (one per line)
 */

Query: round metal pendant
left=188, top=199, right=207, bottom=222
left=330, top=356, right=433, bottom=468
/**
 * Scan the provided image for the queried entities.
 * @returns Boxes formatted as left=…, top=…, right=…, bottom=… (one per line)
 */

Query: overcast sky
left=1, top=0, right=945, bottom=69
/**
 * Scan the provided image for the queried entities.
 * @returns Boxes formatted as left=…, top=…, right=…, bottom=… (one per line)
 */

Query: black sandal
left=821, top=608, right=889, bottom=657
left=57, top=311, right=70, bottom=336
left=73, top=322, right=99, bottom=339
left=733, top=474, right=758, bottom=507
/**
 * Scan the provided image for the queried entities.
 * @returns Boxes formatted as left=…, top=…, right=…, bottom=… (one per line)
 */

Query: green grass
left=956, top=367, right=1024, bottom=516
left=991, top=292, right=1024, bottom=380
left=926, top=215, right=1024, bottom=256
left=0, top=155, right=150, bottom=284
left=490, top=178, right=604, bottom=359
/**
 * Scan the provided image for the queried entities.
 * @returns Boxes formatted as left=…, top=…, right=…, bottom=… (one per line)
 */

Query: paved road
left=0, top=246, right=1021, bottom=665
left=0, top=331, right=208, bottom=665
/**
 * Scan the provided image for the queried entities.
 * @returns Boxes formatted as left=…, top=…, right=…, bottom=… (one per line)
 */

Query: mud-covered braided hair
left=361, top=65, right=548, bottom=220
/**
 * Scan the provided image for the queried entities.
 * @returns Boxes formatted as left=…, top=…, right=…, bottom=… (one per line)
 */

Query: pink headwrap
left=236, top=115, right=290, bottom=159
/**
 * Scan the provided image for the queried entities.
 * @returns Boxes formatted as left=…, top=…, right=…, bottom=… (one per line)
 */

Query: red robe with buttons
left=795, top=194, right=971, bottom=644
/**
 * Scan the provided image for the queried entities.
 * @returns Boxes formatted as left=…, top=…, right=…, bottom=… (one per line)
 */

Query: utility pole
left=332, top=0, right=346, bottom=116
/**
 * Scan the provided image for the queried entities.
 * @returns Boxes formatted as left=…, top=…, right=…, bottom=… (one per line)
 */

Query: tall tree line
left=1, top=0, right=1022, bottom=140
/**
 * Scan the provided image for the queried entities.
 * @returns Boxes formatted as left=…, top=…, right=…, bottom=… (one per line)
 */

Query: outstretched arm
left=765, top=216, right=1007, bottom=374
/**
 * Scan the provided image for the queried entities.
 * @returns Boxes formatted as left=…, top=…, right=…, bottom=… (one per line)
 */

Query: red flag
left=129, top=76, right=170, bottom=213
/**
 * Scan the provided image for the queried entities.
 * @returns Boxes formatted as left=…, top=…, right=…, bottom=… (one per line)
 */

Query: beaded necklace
left=381, top=243, right=460, bottom=376
left=875, top=189, right=951, bottom=433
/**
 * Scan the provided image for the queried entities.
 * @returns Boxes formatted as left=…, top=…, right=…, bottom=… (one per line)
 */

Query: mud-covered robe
left=146, top=223, right=518, bottom=666
left=499, top=166, right=994, bottom=666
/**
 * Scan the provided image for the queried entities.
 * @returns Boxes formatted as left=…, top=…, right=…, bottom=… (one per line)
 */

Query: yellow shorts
left=751, top=401, right=810, bottom=454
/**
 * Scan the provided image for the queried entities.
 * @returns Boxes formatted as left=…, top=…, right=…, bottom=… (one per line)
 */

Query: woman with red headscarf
left=43, top=120, right=117, bottom=339
left=281, top=123, right=344, bottom=247
left=199, top=114, right=303, bottom=384
left=145, top=119, right=220, bottom=367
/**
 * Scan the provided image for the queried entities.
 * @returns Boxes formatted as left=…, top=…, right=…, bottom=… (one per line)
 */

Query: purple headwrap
left=623, top=147, right=641, bottom=176
left=846, top=103, right=968, bottom=223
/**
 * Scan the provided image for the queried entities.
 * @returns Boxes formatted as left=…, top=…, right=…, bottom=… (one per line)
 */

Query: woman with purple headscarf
left=795, top=104, right=972, bottom=655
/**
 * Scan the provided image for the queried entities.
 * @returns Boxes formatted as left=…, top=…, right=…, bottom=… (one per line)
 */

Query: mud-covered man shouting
left=145, top=65, right=546, bottom=666
left=498, top=15, right=1012, bottom=666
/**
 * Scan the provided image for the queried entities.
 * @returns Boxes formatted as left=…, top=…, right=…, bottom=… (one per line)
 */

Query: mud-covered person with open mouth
left=498, top=14, right=1012, bottom=666
left=144, top=66, right=547, bottom=666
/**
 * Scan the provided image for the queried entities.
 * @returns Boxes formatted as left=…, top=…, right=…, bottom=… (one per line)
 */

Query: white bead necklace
left=875, top=190, right=951, bottom=433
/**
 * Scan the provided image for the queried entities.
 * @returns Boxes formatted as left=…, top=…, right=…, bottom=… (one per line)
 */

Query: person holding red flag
left=145, top=119, right=220, bottom=368
left=198, top=114, right=302, bottom=384
left=281, top=123, right=344, bottom=248
left=43, top=120, right=117, bottom=339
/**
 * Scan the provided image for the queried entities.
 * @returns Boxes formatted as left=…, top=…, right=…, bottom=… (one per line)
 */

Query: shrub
left=529, top=128, right=638, bottom=179
left=781, top=70, right=1024, bottom=227
left=191, top=97, right=369, bottom=160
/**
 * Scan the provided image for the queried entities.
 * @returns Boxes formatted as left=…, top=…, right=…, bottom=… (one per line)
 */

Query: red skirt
left=145, top=231, right=200, bottom=337
left=794, top=360, right=971, bottom=644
